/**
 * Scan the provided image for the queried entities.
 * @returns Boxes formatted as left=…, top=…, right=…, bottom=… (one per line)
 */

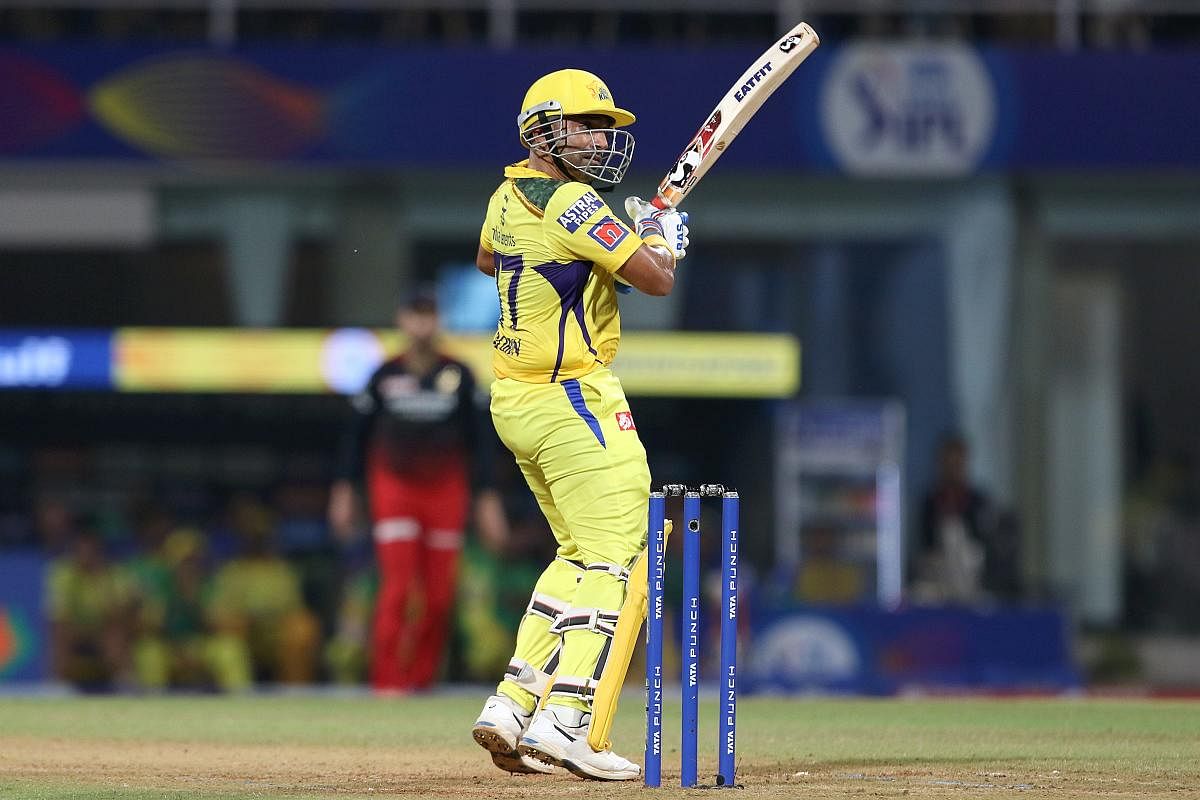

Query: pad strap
left=503, top=658, right=553, bottom=700
left=548, top=607, right=621, bottom=638
left=525, top=591, right=570, bottom=623
left=585, top=561, right=632, bottom=582
left=548, top=676, right=599, bottom=702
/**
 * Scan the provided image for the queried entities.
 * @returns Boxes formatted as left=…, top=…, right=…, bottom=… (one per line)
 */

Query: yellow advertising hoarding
left=114, top=328, right=799, bottom=398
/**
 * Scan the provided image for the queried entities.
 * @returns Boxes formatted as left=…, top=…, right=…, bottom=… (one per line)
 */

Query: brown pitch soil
left=2, top=694, right=1197, bottom=799
left=3, top=735, right=1192, bottom=800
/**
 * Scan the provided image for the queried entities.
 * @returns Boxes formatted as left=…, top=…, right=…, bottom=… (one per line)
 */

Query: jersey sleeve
left=334, top=369, right=380, bottom=482
left=543, top=184, right=643, bottom=274
left=479, top=206, right=494, bottom=251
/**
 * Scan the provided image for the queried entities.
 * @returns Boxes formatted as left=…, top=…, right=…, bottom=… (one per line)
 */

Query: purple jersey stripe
left=562, top=378, right=606, bottom=448
left=549, top=306, right=569, bottom=382
left=572, top=296, right=597, bottom=356
left=532, top=259, right=591, bottom=382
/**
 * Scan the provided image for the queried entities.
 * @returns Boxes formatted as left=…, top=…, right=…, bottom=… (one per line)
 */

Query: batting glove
left=625, top=196, right=689, bottom=261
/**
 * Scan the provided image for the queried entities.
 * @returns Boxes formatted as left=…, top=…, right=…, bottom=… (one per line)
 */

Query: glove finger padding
left=659, top=212, right=688, bottom=261
left=624, top=195, right=653, bottom=222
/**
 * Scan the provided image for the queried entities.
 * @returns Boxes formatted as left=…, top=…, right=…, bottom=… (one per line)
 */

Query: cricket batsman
left=469, top=68, right=688, bottom=780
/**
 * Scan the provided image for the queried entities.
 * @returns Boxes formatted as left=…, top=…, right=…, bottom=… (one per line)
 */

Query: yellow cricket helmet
left=517, top=69, right=636, bottom=136
left=517, top=69, right=637, bottom=188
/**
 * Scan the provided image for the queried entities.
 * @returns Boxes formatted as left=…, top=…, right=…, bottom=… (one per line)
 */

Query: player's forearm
left=476, top=245, right=496, bottom=276
left=334, top=416, right=371, bottom=482
left=618, top=197, right=687, bottom=296
left=640, top=242, right=677, bottom=296
left=616, top=241, right=675, bottom=296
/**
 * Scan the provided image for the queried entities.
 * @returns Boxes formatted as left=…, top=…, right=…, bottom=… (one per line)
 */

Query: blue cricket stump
left=645, top=484, right=739, bottom=789
left=717, top=490, right=739, bottom=786
left=681, top=490, right=701, bottom=788
left=644, top=491, right=667, bottom=788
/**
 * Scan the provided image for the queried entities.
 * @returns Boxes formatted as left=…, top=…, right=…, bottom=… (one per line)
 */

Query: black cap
left=400, top=282, right=438, bottom=313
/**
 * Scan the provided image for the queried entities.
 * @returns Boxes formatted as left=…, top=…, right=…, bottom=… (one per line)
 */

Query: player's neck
left=404, top=345, right=438, bottom=376
left=527, top=150, right=568, bottom=181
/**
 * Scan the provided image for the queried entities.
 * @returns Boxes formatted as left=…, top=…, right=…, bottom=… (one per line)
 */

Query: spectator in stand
left=913, top=433, right=1019, bottom=604
left=159, top=527, right=236, bottom=690
left=456, top=456, right=556, bottom=683
left=124, top=505, right=175, bottom=690
left=795, top=520, right=865, bottom=605
left=323, top=563, right=375, bottom=685
left=273, top=481, right=342, bottom=642
left=33, top=495, right=76, bottom=557
left=46, top=522, right=136, bottom=691
left=328, top=284, right=508, bottom=694
left=206, top=494, right=320, bottom=688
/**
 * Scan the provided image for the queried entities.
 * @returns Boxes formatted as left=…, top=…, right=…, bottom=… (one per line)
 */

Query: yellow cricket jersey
left=479, top=161, right=643, bottom=383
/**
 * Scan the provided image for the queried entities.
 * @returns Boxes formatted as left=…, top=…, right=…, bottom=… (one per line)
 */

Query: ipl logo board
left=820, top=43, right=996, bottom=176
left=0, top=553, right=48, bottom=681
left=749, top=616, right=861, bottom=689
left=0, top=608, right=39, bottom=680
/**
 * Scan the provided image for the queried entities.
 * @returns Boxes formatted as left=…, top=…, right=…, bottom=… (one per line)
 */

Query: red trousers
left=366, top=458, right=468, bottom=691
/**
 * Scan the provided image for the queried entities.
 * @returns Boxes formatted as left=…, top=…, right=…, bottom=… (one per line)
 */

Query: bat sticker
left=665, top=110, right=722, bottom=191
left=666, top=148, right=701, bottom=190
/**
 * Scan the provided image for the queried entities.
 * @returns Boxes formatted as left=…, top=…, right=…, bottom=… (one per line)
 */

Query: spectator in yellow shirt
left=46, top=526, right=136, bottom=690
left=206, top=495, right=319, bottom=687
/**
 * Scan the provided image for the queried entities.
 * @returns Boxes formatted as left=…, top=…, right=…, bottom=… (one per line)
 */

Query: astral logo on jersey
left=556, top=191, right=604, bottom=232
left=615, top=411, right=636, bottom=431
left=820, top=43, right=996, bottom=176
left=587, top=216, right=629, bottom=251
left=734, top=62, right=773, bottom=102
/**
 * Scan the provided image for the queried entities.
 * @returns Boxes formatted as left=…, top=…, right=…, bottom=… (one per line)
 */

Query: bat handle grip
left=651, top=194, right=672, bottom=210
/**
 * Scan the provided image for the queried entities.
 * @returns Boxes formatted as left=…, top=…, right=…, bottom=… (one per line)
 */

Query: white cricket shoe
left=518, top=705, right=641, bottom=781
left=471, top=694, right=553, bottom=775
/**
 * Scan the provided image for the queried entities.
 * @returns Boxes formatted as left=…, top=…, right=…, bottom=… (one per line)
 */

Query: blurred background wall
left=2, top=0, right=1199, bottom=692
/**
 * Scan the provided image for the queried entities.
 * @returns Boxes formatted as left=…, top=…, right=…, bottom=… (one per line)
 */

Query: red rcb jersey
left=337, top=353, right=487, bottom=483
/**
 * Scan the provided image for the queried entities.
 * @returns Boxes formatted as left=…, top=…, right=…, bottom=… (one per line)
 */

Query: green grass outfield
left=1, top=691, right=1198, bottom=799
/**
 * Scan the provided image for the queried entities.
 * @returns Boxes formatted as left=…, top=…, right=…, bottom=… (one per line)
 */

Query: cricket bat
left=652, top=22, right=820, bottom=209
